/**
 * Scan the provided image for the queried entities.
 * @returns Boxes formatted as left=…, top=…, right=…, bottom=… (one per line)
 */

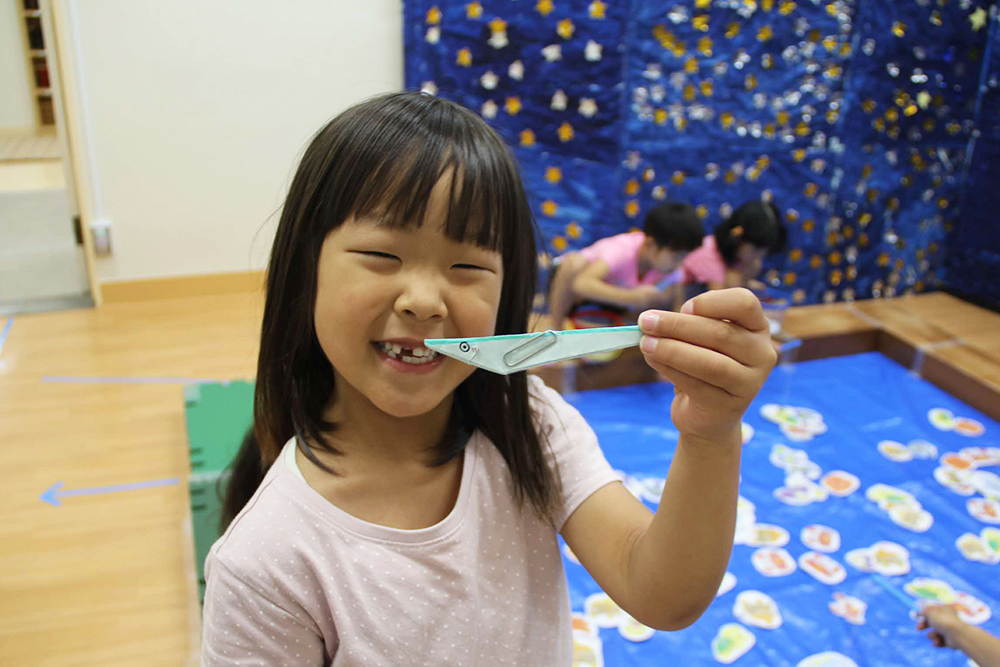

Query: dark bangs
left=252, top=92, right=555, bottom=519
left=308, top=92, right=529, bottom=260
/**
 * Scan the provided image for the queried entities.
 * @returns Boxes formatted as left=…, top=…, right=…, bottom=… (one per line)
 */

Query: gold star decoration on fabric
left=466, top=2, right=482, bottom=19
left=565, top=222, right=582, bottom=239
left=426, top=6, right=442, bottom=24
left=544, top=166, right=563, bottom=184
left=541, top=200, right=558, bottom=216
left=519, top=129, right=536, bottom=147
left=488, top=17, right=507, bottom=34
left=557, top=122, right=575, bottom=142
left=456, top=48, right=473, bottom=66
left=589, top=0, right=606, bottom=19
left=504, top=96, right=522, bottom=115
left=969, top=7, right=987, bottom=31
left=624, top=200, right=640, bottom=218
left=557, top=18, right=575, bottom=39
left=536, top=0, right=554, bottom=17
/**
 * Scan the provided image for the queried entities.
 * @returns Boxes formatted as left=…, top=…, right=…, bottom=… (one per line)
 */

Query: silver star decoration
left=578, top=98, right=598, bottom=117
left=480, top=70, right=499, bottom=90
left=542, top=44, right=563, bottom=62
left=585, top=40, right=603, bottom=61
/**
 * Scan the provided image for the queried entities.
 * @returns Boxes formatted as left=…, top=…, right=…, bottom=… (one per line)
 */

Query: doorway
left=1, top=0, right=92, bottom=316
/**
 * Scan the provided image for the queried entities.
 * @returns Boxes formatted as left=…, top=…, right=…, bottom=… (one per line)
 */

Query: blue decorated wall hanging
left=403, top=0, right=999, bottom=308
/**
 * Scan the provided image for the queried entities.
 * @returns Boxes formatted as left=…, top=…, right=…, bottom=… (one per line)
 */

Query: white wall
left=0, top=0, right=36, bottom=130
left=64, top=0, right=403, bottom=283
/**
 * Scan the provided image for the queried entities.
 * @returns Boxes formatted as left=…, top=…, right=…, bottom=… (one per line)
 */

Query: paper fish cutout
left=904, top=577, right=956, bottom=604
left=801, top=524, right=841, bottom=553
left=733, top=591, right=782, bottom=629
left=769, top=444, right=819, bottom=478
left=752, top=548, right=797, bottom=577
left=799, top=551, right=847, bottom=585
left=820, top=471, right=860, bottom=497
left=954, top=592, right=992, bottom=625
left=746, top=524, right=790, bottom=548
left=796, top=652, right=860, bottom=667
left=954, top=418, right=985, bottom=437
left=585, top=592, right=624, bottom=628
left=934, top=466, right=976, bottom=496
left=711, top=623, right=756, bottom=664
left=928, top=408, right=956, bottom=431
left=865, top=484, right=917, bottom=510
left=571, top=634, right=604, bottom=667
left=877, top=440, right=913, bottom=462
left=637, top=477, right=666, bottom=503
left=717, top=571, right=737, bottom=597
left=888, top=504, right=933, bottom=533
left=967, top=498, right=1000, bottom=525
left=618, top=616, right=655, bottom=642
left=845, top=542, right=910, bottom=576
left=941, top=452, right=975, bottom=470
left=960, top=447, right=1000, bottom=468
left=760, top=404, right=828, bottom=441
left=956, top=530, right=1000, bottom=565
left=929, top=408, right=985, bottom=437
left=829, top=593, right=867, bottom=625
left=907, top=440, right=938, bottom=459
left=424, top=326, right=642, bottom=375
left=971, top=471, right=1000, bottom=499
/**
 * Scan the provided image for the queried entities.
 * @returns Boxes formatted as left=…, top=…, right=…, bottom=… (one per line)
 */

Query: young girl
left=681, top=200, right=787, bottom=293
left=545, top=201, right=704, bottom=328
left=202, top=92, right=776, bottom=666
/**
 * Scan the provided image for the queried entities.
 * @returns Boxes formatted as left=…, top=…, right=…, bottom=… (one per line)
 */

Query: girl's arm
left=572, top=260, right=658, bottom=310
left=562, top=289, right=774, bottom=630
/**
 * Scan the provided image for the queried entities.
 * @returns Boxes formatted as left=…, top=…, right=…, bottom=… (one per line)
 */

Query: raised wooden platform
left=781, top=293, right=1000, bottom=421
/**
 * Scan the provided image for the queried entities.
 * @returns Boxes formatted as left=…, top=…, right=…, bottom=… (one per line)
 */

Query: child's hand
left=638, top=288, right=776, bottom=447
left=917, top=604, right=966, bottom=649
left=630, top=285, right=663, bottom=310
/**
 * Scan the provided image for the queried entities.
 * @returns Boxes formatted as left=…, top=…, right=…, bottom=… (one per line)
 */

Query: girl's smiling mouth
left=372, top=339, right=442, bottom=373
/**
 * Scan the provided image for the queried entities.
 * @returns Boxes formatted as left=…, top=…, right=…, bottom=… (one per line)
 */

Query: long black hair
left=221, top=92, right=557, bottom=529
left=714, top=200, right=787, bottom=266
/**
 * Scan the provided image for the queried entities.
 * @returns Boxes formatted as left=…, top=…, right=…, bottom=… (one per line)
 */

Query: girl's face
left=737, top=243, right=767, bottom=276
left=313, top=180, right=503, bottom=420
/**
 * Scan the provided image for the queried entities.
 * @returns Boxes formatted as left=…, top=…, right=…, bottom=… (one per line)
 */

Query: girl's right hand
left=917, top=604, right=966, bottom=649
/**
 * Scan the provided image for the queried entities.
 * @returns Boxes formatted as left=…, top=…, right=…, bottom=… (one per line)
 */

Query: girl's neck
left=320, top=383, right=454, bottom=468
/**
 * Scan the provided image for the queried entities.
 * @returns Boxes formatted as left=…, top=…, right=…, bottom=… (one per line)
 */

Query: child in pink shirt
left=682, top=200, right=787, bottom=291
left=201, top=92, right=776, bottom=666
left=546, top=202, right=703, bottom=328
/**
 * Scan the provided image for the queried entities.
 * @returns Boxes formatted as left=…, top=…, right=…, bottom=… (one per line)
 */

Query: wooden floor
left=0, top=290, right=998, bottom=667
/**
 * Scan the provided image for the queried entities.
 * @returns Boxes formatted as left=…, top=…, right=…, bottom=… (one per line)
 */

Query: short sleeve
left=682, top=237, right=726, bottom=285
left=202, top=556, right=325, bottom=667
left=528, top=375, right=619, bottom=531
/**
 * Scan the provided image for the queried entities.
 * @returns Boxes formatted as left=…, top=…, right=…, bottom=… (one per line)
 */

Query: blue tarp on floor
left=561, top=351, right=1000, bottom=667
